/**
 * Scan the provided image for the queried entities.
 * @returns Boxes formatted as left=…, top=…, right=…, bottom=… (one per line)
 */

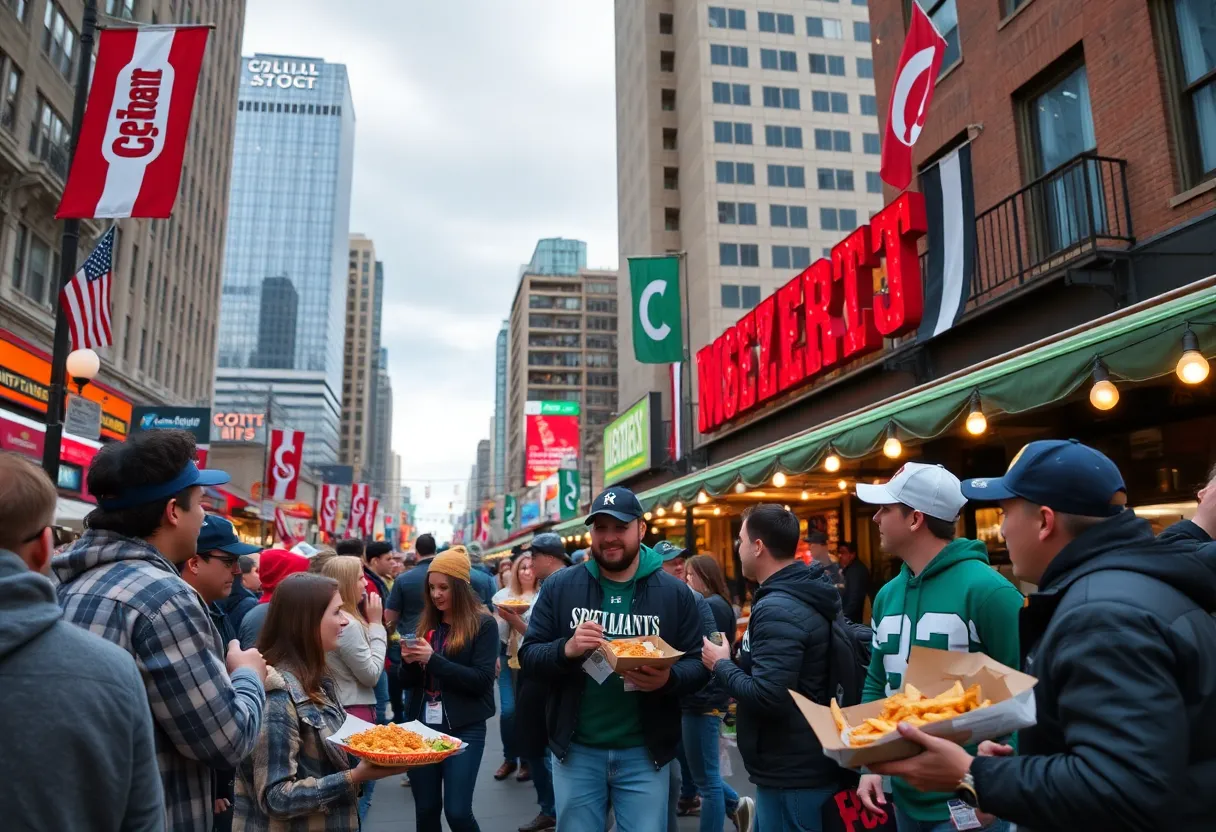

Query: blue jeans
left=357, top=777, right=376, bottom=821
left=894, top=803, right=1011, bottom=832
left=675, top=741, right=697, bottom=800
left=526, top=751, right=555, bottom=818
left=553, top=742, right=669, bottom=832
left=755, top=785, right=838, bottom=832
left=373, top=669, right=390, bottom=724
left=409, top=721, right=487, bottom=832
left=682, top=714, right=739, bottom=832
left=498, top=648, right=518, bottom=762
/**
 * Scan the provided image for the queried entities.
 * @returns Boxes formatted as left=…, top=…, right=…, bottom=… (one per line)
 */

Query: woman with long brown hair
left=399, top=546, right=497, bottom=832
left=321, top=555, right=387, bottom=821
left=233, top=573, right=405, bottom=832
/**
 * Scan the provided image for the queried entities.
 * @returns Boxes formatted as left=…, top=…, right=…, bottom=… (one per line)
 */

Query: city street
left=363, top=711, right=757, bottom=831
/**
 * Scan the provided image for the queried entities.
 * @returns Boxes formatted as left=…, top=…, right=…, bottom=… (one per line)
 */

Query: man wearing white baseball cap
left=853, top=463, right=1023, bottom=832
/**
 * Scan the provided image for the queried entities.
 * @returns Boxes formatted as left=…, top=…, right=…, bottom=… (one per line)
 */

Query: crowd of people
left=2, top=426, right=1216, bottom=832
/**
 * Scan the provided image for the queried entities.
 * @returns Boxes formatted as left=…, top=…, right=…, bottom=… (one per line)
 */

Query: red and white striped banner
left=364, top=498, right=380, bottom=538
left=669, top=362, right=683, bottom=462
left=318, top=484, right=341, bottom=535
left=274, top=507, right=308, bottom=547
left=347, top=483, right=369, bottom=538
left=265, top=428, right=304, bottom=502
left=57, top=26, right=210, bottom=219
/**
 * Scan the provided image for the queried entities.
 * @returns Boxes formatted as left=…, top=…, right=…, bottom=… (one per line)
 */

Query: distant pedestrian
left=400, top=547, right=497, bottom=832
left=0, top=451, right=165, bottom=832
left=491, top=550, right=538, bottom=783
left=53, top=429, right=266, bottom=832
left=805, top=530, right=844, bottom=595
left=835, top=541, right=870, bottom=624
left=238, top=548, right=310, bottom=649
left=234, top=573, right=407, bottom=831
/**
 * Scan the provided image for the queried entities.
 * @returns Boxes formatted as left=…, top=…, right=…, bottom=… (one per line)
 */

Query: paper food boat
left=495, top=599, right=532, bottom=614
left=601, top=635, right=685, bottom=672
left=794, top=646, right=1038, bottom=769
left=326, top=714, right=467, bottom=767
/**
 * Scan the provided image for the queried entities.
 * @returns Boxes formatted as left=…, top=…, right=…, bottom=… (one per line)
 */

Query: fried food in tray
left=345, top=724, right=459, bottom=759
left=831, top=681, right=993, bottom=747
left=608, top=639, right=664, bottom=659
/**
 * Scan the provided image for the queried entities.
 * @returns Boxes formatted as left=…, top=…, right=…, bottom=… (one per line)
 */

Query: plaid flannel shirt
left=54, top=529, right=266, bottom=832
left=234, top=667, right=359, bottom=832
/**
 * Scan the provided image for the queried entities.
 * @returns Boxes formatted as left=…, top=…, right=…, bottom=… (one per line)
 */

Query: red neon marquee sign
left=697, top=191, right=927, bottom=433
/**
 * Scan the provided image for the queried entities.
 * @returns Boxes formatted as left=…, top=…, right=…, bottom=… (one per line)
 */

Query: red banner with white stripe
left=265, top=428, right=304, bottom=502
left=365, top=498, right=380, bottom=538
left=57, top=26, right=210, bottom=219
left=347, top=484, right=369, bottom=539
left=318, top=484, right=340, bottom=535
left=274, top=507, right=309, bottom=547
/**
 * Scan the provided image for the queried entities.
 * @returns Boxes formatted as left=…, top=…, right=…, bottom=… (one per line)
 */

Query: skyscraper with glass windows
left=214, top=54, right=356, bottom=467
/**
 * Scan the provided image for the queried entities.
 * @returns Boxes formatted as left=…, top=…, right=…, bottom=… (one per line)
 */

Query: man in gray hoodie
left=0, top=451, right=164, bottom=831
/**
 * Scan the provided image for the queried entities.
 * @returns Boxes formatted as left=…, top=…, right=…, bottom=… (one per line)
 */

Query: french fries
left=831, top=681, right=993, bottom=747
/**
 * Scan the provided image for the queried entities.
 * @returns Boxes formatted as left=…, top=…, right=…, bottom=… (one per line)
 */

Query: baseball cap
left=196, top=515, right=261, bottom=556
left=960, top=439, right=1127, bottom=518
left=257, top=548, right=310, bottom=600
left=97, top=460, right=230, bottom=511
left=855, top=462, right=967, bottom=522
left=526, top=532, right=572, bottom=564
left=585, top=486, right=645, bottom=524
left=654, top=540, right=686, bottom=562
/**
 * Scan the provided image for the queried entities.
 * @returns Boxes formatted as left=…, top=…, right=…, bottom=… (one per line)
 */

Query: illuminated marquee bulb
left=672, top=500, right=684, bottom=513
left=772, top=471, right=787, bottom=488
left=1089, top=360, right=1119, bottom=411
left=1177, top=328, right=1209, bottom=385
left=801, top=490, right=810, bottom=500
left=735, top=482, right=747, bottom=494
left=823, top=452, right=841, bottom=473
left=697, top=491, right=709, bottom=504
left=837, top=479, right=849, bottom=492
left=656, top=506, right=666, bottom=517
left=883, top=425, right=903, bottom=459
left=713, top=507, right=722, bottom=516
left=965, top=393, right=987, bottom=436
left=643, top=512, right=653, bottom=521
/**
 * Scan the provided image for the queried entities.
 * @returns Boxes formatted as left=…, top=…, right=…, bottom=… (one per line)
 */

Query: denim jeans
left=409, top=721, right=487, bottom=832
left=373, top=669, right=390, bottom=724
left=498, top=647, right=518, bottom=762
left=387, top=655, right=406, bottom=723
left=675, top=741, right=697, bottom=800
left=526, top=751, right=555, bottom=818
left=755, top=785, right=838, bottom=832
left=682, top=714, right=739, bottom=832
left=894, top=803, right=1011, bottom=832
left=553, top=742, right=669, bottom=832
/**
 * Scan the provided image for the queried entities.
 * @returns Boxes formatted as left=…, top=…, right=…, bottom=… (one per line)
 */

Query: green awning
left=560, top=283, right=1216, bottom=520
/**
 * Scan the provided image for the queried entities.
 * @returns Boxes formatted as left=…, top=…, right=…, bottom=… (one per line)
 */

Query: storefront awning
left=551, top=277, right=1216, bottom=533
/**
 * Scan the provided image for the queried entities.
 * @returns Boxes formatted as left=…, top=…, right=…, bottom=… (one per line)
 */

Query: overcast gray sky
left=243, top=1, right=618, bottom=539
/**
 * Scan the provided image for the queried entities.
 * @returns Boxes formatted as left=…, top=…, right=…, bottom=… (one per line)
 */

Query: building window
left=1, top=59, right=21, bottom=132
left=661, top=88, right=676, bottom=110
left=711, top=44, right=729, bottom=66
left=729, top=8, right=746, bottom=28
left=28, top=95, right=70, bottom=178
left=741, top=284, right=761, bottom=306
left=810, top=54, right=848, bottom=77
left=913, top=1, right=960, bottom=74
left=740, top=244, right=760, bottom=267
left=5, top=0, right=27, bottom=21
left=840, top=209, right=858, bottom=230
left=771, top=204, right=789, bottom=227
left=732, top=83, right=751, bottom=105
left=791, top=206, right=809, bottom=228
left=768, top=164, right=786, bottom=186
left=665, top=207, right=680, bottom=230
left=719, top=201, right=738, bottom=224
left=720, top=243, right=740, bottom=267
left=708, top=7, right=746, bottom=29
left=780, top=50, right=798, bottom=71
left=660, top=51, right=675, bottom=72
left=862, top=132, right=881, bottom=154
left=764, top=125, right=803, bottom=148
left=731, top=46, right=749, bottom=67
left=832, top=91, right=849, bottom=113
left=821, top=208, right=840, bottom=231
left=772, top=247, right=811, bottom=269
left=860, top=94, right=878, bottom=116
left=716, top=160, right=736, bottom=183
left=761, top=48, right=778, bottom=70
left=818, top=168, right=855, bottom=190
left=1026, top=64, right=1099, bottom=249
left=866, top=171, right=883, bottom=193
left=763, top=86, right=800, bottom=109
left=737, top=162, right=755, bottom=184
left=808, top=17, right=844, bottom=38
left=10, top=222, right=26, bottom=291
left=659, top=12, right=673, bottom=34
left=857, top=57, right=874, bottom=78
left=759, top=11, right=796, bottom=33
left=714, top=82, right=731, bottom=104
left=854, top=21, right=871, bottom=42
left=721, top=284, right=741, bottom=307
left=663, top=127, right=678, bottom=149
left=42, top=2, right=77, bottom=79
left=1164, top=0, right=1216, bottom=181
left=735, top=122, right=753, bottom=144
left=714, top=121, right=733, bottom=143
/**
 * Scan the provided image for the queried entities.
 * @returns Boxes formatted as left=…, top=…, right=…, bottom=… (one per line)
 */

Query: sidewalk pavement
left=362, top=712, right=756, bottom=831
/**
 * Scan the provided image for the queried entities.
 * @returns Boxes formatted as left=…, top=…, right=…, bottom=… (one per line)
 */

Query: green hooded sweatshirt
left=862, top=538, right=1023, bottom=823
left=573, top=543, right=665, bottom=749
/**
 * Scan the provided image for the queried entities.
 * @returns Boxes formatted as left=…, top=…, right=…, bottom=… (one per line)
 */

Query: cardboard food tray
left=326, top=714, right=467, bottom=767
left=495, top=600, right=531, bottom=614
left=602, top=635, right=685, bottom=672
left=793, top=645, right=1038, bottom=769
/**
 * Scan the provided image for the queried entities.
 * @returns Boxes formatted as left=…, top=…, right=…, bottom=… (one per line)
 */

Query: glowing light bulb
left=883, top=436, right=903, bottom=459
left=772, top=472, right=787, bottom=488
left=735, top=482, right=746, bottom=494
left=672, top=501, right=684, bottom=513
left=697, top=491, right=709, bottom=504
left=800, top=490, right=810, bottom=501
left=656, top=506, right=666, bottom=517
left=837, top=479, right=848, bottom=492
left=713, top=507, right=722, bottom=516
left=1177, top=350, right=1210, bottom=385
left=1089, top=379, right=1119, bottom=411
left=824, top=453, right=841, bottom=473
left=965, top=408, right=987, bottom=436
left=643, top=512, right=652, bottom=521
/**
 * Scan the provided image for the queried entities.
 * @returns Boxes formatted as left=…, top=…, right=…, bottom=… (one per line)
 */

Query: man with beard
left=520, top=488, right=708, bottom=832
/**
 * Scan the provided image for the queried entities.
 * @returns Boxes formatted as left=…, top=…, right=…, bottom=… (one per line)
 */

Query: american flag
left=60, top=226, right=115, bottom=350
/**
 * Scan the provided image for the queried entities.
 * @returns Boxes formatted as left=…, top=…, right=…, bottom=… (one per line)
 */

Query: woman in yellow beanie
left=399, top=545, right=497, bottom=832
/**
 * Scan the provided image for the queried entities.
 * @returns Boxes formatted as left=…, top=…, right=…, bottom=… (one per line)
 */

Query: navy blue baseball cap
left=197, top=515, right=261, bottom=556
left=960, top=439, right=1127, bottom=518
left=97, top=460, right=230, bottom=511
left=585, top=486, right=645, bottom=524
left=654, top=540, right=686, bottom=562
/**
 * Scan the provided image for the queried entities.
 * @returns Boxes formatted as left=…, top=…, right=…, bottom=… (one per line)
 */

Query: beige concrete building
left=505, top=261, right=619, bottom=497
left=0, top=0, right=246, bottom=414
left=615, top=0, right=882, bottom=434
left=340, top=234, right=379, bottom=482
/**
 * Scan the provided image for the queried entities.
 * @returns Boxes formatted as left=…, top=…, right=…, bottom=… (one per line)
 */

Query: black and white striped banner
left=918, top=143, right=976, bottom=341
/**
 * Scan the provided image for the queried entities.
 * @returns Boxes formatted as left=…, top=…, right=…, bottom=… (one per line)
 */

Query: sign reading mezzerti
left=697, top=192, right=928, bottom=433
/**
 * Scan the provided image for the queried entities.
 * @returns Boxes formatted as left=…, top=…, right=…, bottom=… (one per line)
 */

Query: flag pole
left=259, top=386, right=273, bottom=545
left=42, top=0, right=98, bottom=481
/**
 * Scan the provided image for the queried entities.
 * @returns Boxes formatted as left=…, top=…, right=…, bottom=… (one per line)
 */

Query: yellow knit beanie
left=428, top=546, right=471, bottom=584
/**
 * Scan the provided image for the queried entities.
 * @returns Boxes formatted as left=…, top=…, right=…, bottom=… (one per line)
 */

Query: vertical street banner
left=348, top=483, right=369, bottom=539
left=919, top=143, right=976, bottom=341
left=503, top=494, right=517, bottom=533
left=57, top=26, right=211, bottom=219
left=365, top=498, right=380, bottom=538
left=558, top=469, right=581, bottom=521
left=879, top=2, right=947, bottom=191
left=629, top=256, right=683, bottom=364
left=669, top=362, right=683, bottom=462
left=265, top=428, right=304, bottom=501
left=477, top=501, right=492, bottom=544
left=274, top=507, right=309, bottom=547
left=524, top=400, right=580, bottom=486
left=318, top=484, right=341, bottom=535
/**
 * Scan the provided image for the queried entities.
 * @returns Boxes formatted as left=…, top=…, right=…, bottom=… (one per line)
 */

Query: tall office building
left=339, top=234, right=382, bottom=483
left=492, top=321, right=508, bottom=495
left=0, top=1, right=246, bottom=417
left=215, top=54, right=356, bottom=467
left=526, top=238, right=588, bottom=276
left=614, top=1, right=882, bottom=421
left=474, top=439, right=491, bottom=503
left=505, top=240, right=618, bottom=495
left=254, top=277, right=298, bottom=369
left=370, top=347, right=393, bottom=496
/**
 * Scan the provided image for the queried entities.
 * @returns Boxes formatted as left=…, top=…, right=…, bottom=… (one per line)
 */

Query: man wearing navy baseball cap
left=520, top=486, right=709, bottom=831
left=869, top=440, right=1216, bottom=832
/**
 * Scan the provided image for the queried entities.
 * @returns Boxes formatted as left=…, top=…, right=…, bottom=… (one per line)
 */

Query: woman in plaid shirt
left=234, top=574, right=406, bottom=831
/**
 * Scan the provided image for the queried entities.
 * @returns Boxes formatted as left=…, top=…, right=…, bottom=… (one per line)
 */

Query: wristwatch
left=954, top=772, right=979, bottom=808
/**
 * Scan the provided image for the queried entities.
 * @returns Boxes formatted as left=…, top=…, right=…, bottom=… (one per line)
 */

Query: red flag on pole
left=364, top=498, right=379, bottom=538
left=265, top=428, right=304, bottom=502
left=348, top=484, right=369, bottom=538
left=57, top=26, right=210, bottom=219
left=318, top=484, right=340, bottom=535
left=879, top=3, right=947, bottom=191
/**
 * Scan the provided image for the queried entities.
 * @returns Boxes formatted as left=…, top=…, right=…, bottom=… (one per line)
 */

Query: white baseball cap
left=855, top=462, right=966, bottom=522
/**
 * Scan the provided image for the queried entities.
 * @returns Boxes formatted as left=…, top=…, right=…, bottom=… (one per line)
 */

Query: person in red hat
left=237, top=549, right=310, bottom=649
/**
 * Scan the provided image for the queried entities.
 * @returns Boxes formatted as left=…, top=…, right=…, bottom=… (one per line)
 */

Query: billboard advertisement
left=602, top=393, right=662, bottom=486
left=524, top=400, right=580, bottom=486
left=131, top=406, right=211, bottom=445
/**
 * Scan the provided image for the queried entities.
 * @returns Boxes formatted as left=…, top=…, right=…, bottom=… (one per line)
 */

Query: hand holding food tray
left=495, top=599, right=531, bottom=615
left=326, top=714, right=467, bottom=767
left=792, top=646, right=1038, bottom=769
left=600, top=636, right=684, bottom=673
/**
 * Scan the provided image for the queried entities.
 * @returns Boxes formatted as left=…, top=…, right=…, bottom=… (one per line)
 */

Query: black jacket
left=971, top=513, right=1216, bottom=831
left=681, top=592, right=736, bottom=715
left=713, top=561, right=854, bottom=789
left=399, top=614, right=497, bottom=732
left=216, top=582, right=258, bottom=634
left=518, top=559, right=709, bottom=767
left=839, top=558, right=870, bottom=624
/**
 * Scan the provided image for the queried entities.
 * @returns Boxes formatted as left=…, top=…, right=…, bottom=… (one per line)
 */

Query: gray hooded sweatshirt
left=0, top=548, right=164, bottom=831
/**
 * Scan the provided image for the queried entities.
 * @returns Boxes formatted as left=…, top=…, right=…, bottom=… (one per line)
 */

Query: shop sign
left=211, top=411, right=266, bottom=442
left=603, top=392, right=661, bottom=485
left=132, top=406, right=211, bottom=445
left=0, top=409, right=100, bottom=496
left=0, top=332, right=131, bottom=440
left=697, top=192, right=928, bottom=433
left=65, top=396, right=102, bottom=441
left=524, top=400, right=580, bottom=487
